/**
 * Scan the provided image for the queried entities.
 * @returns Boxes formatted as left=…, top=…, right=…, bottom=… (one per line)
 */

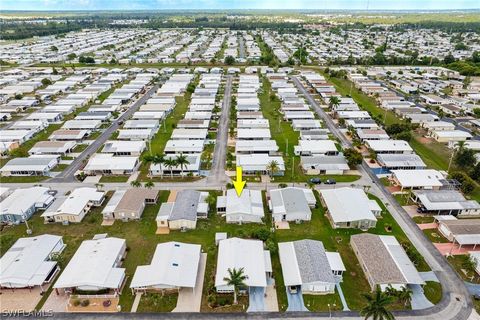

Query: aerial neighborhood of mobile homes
left=1, top=7, right=480, bottom=320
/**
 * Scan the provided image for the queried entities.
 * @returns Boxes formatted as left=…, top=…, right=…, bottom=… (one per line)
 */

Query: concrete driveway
left=1, top=286, right=47, bottom=312
left=410, top=284, right=434, bottom=310
left=247, top=287, right=265, bottom=312
left=465, top=282, right=480, bottom=296
left=285, top=287, right=308, bottom=312
left=172, top=253, right=207, bottom=312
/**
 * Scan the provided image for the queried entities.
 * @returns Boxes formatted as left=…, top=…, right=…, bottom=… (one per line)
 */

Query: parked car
left=417, top=206, right=428, bottom=213
left=324, top=179, right=337, bottom=185
left=309, top=178, right=322, bottom=184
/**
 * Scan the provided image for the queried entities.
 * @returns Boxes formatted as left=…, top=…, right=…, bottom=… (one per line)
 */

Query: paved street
left=208, top=75, right=232, bottom=184
left=48, top=84, right=159, bottom=183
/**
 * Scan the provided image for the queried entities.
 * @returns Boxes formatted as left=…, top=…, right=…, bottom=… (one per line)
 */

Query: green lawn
left=51, top=163, right=69, bottom=172
left=99, top=175, right=130, bottom=183
left=423, top=281, right=443, bottom=305
left=410, top=134, right=450, bottom=171
left=423, top=229, right=450, bottom=243
left=0, top=175, right=49, bottom=183
left=72, top=144, right=88, bottom=153
left=303, top=291, right=342, bottom=312
left=447, top=255, right=480, bottom=284
left=137, top=293, right=178, bottom=312
left=412, top=216, right=435, bottom=224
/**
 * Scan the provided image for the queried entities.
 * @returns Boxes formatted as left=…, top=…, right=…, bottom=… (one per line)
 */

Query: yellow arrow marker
left=233, top=166, right=246, bottom=197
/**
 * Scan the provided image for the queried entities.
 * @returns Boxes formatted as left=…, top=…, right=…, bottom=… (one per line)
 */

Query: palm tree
left=223, top=267, right=248, bottom=305
left=384, top=285, right=398, bottom=298
left=462, top=255, right=477, bottom=280
left=266, top=160, right=279, bottom=178
left=175, top=153, right=190, bottom=178
left=164, top=158, right=177, bottom=179
left=152, top=153, right=166, bottom=178
left=360, top=286, right=395, bottom=320
left=397, top=286, right=413, bottom=307
left=130, top=180, right=141, bottom=188
left=144, top=181, right=154, bottom=189
left=329, top=96, right=340, bottom=110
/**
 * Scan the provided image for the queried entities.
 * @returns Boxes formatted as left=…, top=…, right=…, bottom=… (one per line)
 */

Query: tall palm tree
left=175, top=153, right=190, bottom=178
left=266, top=160, right=279, bottom=178
left=360, top=286, right=395, bottom=320
left=164, top=158, right=177, bottom=179
left=329, top=96, right=340, bottom=110
left=223, top=267, right=248, bottom=305
left=152, top=153, right=166, bottom=178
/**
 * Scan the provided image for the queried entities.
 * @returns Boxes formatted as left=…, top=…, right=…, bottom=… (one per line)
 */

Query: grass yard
left=51, top=163, right=69, bottom=172
left=410, top=134, right=450, bottom=171
left=412, top=216, right=435, bottom=224
left=303, top=292, right=343, bottom=312
left=423, top=229, right=450, bottom=243
left=0, top=175, right=49, bottom=183
left=72, top=144, right=88, bottom=153
left=423, top=281, right=443, bottom=305
left=99, top=175, right=130, bottom=183
left=447, top=255, right=480, bottom=284
left=137, top=293, right=178, bottom=312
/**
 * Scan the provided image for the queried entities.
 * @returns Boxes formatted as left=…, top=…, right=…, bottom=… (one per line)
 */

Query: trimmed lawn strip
left=409, top=135, right=450, bottom=171
left=303, top=291, right=343, bottom=312
left=137, top=293, right=178, bottom=312
left=0, top=175, right=48, bottom=183
left=99, top=175, right=130, bottom=183
left=423, top=281, right=442, bottom=305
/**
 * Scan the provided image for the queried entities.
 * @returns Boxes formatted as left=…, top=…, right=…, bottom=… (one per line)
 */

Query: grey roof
left=170, top=190, right=200, bottom=221
left=293, top=240, right=335, bottom=284
left=377, top=154, right=427, bottom=168
left=301, top=155, right=349, bottom=169
left=414, top=190, right=480, bottom=210
left=4, top=157, right=55, bottom=166
left=271, top=188, right=310, bottom=215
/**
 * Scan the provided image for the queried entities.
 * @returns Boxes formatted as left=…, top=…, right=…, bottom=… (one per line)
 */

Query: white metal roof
left=215, top=238, right=268, bottom=288
left=45, top=187, right=103, bottom=217
left=130, top=242, right=201, bottom=289
left=54, top=237, right=126, bottom=289
left=392, top=169, right=444, bottom=188
left=320, top=187, right=377, bottom=224
left=0, top=187, right=53, bottom=217
left=0, top=234, right=63, bottom=287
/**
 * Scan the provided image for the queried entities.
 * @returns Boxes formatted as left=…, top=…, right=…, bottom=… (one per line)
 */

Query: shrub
left=80, top=299, right=90, bottom=307
left=71, top=299, right=81, bottom=307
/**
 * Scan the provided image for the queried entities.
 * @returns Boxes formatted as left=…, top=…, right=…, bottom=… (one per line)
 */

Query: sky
left=1, top=0, right=480, bottom=11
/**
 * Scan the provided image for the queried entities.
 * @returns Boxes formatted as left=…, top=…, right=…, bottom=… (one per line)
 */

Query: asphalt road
left=48, top=84, right=159, bottom=183
left=208, top=75, right=233, bottom=184
left=293, top=75, right=474, bottom=320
